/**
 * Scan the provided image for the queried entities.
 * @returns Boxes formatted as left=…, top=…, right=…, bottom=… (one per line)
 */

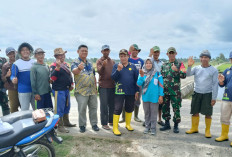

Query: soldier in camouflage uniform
left=160, top=47, right=186, bottom=133
left=0, top=55, right=10, bottom=116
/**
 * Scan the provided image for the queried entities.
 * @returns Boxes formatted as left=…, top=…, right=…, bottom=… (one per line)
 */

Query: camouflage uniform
left=0, top=57, right=10, bottom=115
left=161, top=60, right=186, bottom=123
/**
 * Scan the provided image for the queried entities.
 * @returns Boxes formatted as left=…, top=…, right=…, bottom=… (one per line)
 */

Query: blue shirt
left=128, top=58, right=144, bottom=70
left=10, top=59, right=35, bottom=93
left=111, top=63, right=139, bottom=95
left=219, top=66, right=232, bottom=101
left=137, top=72, right=164, bottom=103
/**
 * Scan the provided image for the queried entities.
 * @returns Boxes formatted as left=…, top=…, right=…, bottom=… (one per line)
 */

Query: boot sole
left=205, top=136, right=212, bottom=138
left=113, top=132, right=121, bottom=136
left=185, top=131, right=199, bottom=134
left=64, top=125, right=77, bottom=127
left=125, top=127, right=134, bottom=131
left=160, top=128, right=171, bottom=131
left=215, top=139, right=229, bottom=142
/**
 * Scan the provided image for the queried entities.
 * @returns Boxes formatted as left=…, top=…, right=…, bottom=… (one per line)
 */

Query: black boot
left=160, top=120, right=171, bottom=131
left=173, top=123, right=179, bottom=133
left=3, top=109, right=10, bottom=116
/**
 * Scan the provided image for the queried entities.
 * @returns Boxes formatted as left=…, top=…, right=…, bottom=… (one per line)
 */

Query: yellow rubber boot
left=186, top=116, right=199, bottom=134
left=113, top=114, right=121, bottom=136
left=205, top=118, right=212, bottom=138
left=215, top=124, right=229, bottom=142
left=125, top=112, right=134, bottom=131
left=230, top=141, right=232, bottom=147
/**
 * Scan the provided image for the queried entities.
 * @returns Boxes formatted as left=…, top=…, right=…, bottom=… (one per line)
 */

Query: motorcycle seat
left=0, top=118, right=47, bottom=148
left=1, top=110, right=33, bottom=124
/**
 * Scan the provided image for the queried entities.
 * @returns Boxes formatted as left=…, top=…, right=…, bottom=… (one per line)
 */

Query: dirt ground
left=54, top=98, right=232, bottom=157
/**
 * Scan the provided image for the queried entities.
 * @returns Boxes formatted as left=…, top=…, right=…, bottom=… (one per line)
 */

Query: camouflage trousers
left=162, top=95, right=182, bottom=123
left=0, top=91, right=10, bottom=115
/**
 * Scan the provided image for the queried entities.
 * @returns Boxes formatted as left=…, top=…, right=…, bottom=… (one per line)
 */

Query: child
left=137, top=58, right=164, bottom=135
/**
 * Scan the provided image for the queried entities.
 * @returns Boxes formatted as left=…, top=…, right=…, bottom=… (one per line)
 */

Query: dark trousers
left=0, top=91, right=10, bottom=114
left=99, top=87, right=115, bottom=125
left=114, top=95, right=135, bottom=115
left=36, top=92, right=53, bottom=110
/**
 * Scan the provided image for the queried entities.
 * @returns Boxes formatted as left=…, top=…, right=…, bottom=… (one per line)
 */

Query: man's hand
left=139, top=69, right=144, bottom=77
left=117, top=63, right=123, bottom=71
left=188, top=56, right=195, bottom=67
left=149, top=48, right=154, bottom=57
left=6, top=69, right=11, bottom=77
left=78, top=62, right=84, bottom=71
left=69, top=86, right=74, bottom=91
left=34, top=94, right=41, bottom=101
left=103, top=59, right=107, bottom=67
left=211, top=100, right=216, bottom=106
left=12, top=77, right=18, bottom=84
left=135, top=92, right=139, bottom=101
left=171, top=63, right=178, bottom=72
left=158, top=96, right=163, bottom=104
left=56, top=59, right=61, bottom=69
left=218, top=74, right=225, bottom=83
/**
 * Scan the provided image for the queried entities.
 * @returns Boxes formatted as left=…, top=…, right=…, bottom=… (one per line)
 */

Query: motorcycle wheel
left=9, top=139, right=55, bottom=157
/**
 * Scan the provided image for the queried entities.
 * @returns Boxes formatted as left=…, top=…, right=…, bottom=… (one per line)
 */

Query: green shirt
left=30, top=62, right=51, bottom=95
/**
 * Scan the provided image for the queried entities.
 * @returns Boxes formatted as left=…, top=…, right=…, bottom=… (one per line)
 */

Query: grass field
left=54, top=135, right=133, bottom=157
left=217, top=62, right=231, bottom=73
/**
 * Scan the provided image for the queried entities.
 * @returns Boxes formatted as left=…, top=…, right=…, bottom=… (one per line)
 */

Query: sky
left=0, top=0, right=232, bottom=60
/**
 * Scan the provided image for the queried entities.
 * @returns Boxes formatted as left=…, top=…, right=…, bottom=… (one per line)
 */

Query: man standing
left=128, top=44, right=144, bottom=122
left=30, top=48, right=53, bottom=110
left=97, top=45, right=115, bottom=130
left=111, top=49, right=139, bottom=136
left=71, top=45, right=99, bottom=133
left=160, top=47, right=186, bottom=133
left=2, top=47, right=20, bottom=113
left=0, top=51, right=10, bottom=115
left=215, top=51, right=232, bottom=147
left=50, top=48, right=75, bottom=133
left=149, top=46, right=164, bottom=126
left=186, top=50, right=218, bottom=138
left=11, top=42, right=35, bottom=110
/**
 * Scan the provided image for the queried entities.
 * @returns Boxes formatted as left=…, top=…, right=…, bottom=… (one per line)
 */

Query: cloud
left=0, top=0, right=232, bottom=59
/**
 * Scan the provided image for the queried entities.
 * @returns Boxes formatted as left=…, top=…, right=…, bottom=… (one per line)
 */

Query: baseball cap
left=133, top=44, right=141, bottom=52
left=119, top=49, right=129, bottom=55
left=153, top=46, right=160, bottom=52
left=101, top=45, right=110, bottom=51
left=5, top=47, right=16, bottom=55
left=34, top=48, right=45, bottom=54
left=167, top=47, right=176, bottom=53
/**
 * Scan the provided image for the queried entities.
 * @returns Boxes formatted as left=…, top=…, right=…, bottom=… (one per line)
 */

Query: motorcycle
left=0, top=110, right=62, bottom=157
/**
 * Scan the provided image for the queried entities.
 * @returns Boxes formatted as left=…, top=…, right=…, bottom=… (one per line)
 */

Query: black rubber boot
left=3, top=109, right=10, bottom=116
left=160, top=120, right=171, bottom=131
left=173, top=123, right=179, bottom=133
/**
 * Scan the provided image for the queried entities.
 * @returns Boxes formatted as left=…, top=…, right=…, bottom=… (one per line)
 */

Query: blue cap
left=101, top=45, right=110, bottom=51
left=229, top=51, right=232, bottom=59
left=5, top=47, right=16, bottom=55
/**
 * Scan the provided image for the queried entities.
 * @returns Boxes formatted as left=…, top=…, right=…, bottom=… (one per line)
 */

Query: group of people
left=0, top=42, right=232, bottom=147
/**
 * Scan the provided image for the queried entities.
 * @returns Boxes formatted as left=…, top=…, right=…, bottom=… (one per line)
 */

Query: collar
left=78, top=57, right=88, bottom=63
